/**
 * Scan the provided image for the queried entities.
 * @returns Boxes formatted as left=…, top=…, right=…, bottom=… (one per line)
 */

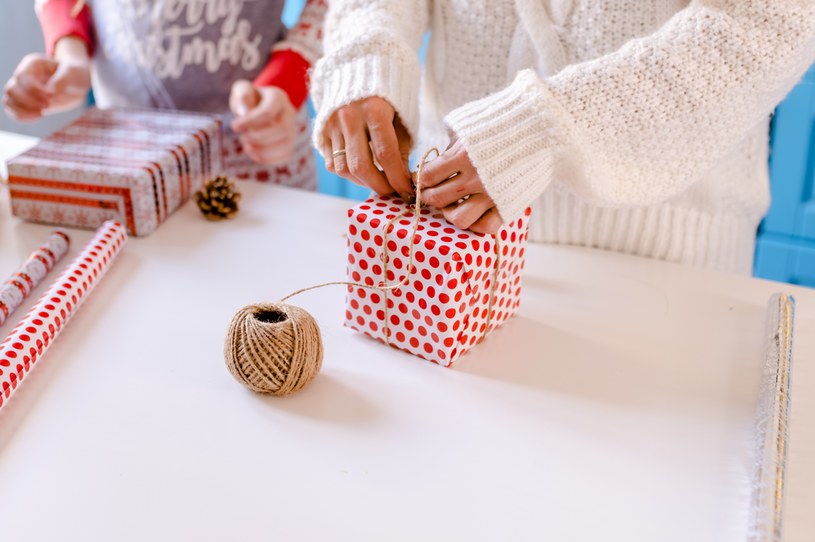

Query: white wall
left=0, top=0, right=84, bottom=137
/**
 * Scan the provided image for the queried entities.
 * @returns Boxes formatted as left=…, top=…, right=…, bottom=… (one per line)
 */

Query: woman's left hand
left=418, top=138, right=503, bottom=234
left=229, top=80, right=296, bottom=165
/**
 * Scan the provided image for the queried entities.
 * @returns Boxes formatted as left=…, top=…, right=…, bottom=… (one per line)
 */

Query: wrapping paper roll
left=0, top=230, right=71, bottom=326
left=749, top=293, right=796, bottom=542
left=0, top=221, right=127, bottom=410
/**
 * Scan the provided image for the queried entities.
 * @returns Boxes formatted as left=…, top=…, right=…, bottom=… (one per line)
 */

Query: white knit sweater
left=312, top=0, right=815, bottom=274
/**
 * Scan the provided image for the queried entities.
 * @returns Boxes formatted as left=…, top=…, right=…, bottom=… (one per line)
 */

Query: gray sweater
left=86, top=0, right=286, bottom=112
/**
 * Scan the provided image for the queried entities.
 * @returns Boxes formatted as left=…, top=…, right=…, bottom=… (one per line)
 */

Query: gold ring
left=332, top=149, right=347, bottom=157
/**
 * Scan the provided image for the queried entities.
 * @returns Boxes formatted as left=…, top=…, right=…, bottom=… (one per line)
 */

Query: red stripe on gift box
left=190, top=131, right=209, bottom=180
left=19, top=149, right=165, bottom=226
left=174, top=145, right=191, bottom=201
left=10, top=190, right=122, bottom=211
left=148, top=161, right=168, bottom=222
left=167, top=146, right=190, bottom=202
left=8, top=177, right=136, bottom=234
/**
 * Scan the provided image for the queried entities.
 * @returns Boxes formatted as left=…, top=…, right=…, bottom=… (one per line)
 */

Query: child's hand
left=3, top=53, right=91, bottom=122
left=229, top=80, right=297, bottom=165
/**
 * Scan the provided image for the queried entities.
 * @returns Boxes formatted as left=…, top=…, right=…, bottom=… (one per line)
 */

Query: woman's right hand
left=3, top=38, right=91, bottom=122
left=321, top=97, right=414, bottom=200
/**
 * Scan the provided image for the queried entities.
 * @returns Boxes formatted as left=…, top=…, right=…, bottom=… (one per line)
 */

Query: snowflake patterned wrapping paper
left=6, top=107, right=222, bottom=237
left=345, top=195, right=530, bottom=367
left=0, top=230, right=70, bottom=326
left=0, top=221, right=127, bottom=411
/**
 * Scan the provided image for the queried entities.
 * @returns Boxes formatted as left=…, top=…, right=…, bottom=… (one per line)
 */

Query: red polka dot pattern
left=0, top=221, right=127, bottom=410
left=344, top=195, right=530, bottom=367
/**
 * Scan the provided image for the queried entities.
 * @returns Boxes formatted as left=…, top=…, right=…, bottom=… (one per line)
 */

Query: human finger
left=343, top=121, right=392, bottom=195
left=468, top=207, right=503, bottom=235
left=441, top=193, right=496, bottom=231
left=421, top=170, right=483, bottom=209
left=365, top=107, right=412, bottom=199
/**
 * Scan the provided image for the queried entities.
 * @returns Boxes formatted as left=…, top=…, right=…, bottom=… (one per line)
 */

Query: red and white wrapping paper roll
left=0, top=220, right=127, bottom=410
left=0, top=230, right=71, bottom=326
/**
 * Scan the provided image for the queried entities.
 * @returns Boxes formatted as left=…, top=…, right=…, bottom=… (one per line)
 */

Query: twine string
left=278, top=147, right=502, bottom=345
left=280, top=148, right=440, bottom=303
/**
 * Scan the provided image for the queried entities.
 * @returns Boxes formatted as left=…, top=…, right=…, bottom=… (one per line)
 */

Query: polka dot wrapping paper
left=6, top=107, right=222, bottom=237
left=0, top=221, right=128, bottom=411
left=345, top=195, right=531, bottom=367
left=0, top=230, right=70, bottom=326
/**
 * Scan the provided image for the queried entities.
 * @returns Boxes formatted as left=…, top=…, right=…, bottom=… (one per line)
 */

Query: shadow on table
left=251, top=370, right=381, bottom=425
left=455, top=305, right=764, bottom=414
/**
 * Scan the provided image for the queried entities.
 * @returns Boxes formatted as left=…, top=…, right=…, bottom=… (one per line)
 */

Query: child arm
left=35, top=0, right=94, bottom=57
left=252, top=0, right=328, bottom=109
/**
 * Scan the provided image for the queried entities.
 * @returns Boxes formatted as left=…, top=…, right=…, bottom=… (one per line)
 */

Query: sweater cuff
left=253, top=49, right=310, bottom=110
left=444, top=69, right=572, bottom=224
left=38, top=0, right=94, bottom=57
left=310, top=54, right=421, bottom=154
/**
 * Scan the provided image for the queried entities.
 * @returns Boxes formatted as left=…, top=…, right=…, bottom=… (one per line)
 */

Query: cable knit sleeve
left=446, top=0, right=815, bottom=224
left=310, top=0, right=430, bottom=151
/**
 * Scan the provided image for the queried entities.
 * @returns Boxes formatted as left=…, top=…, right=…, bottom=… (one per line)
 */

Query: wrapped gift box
left=345, top=195, right=530, bottom=366
left=7, top=107, right=222, bottom=237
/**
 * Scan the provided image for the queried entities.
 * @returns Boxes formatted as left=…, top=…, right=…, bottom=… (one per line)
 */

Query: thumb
left=395, top=116, right=413, bottom=177
left=35, top=57, right=60, bottom=82
left=229, top=80, right=260, bottom=118
left=18, top=55, right=59, bottom=86
left=46, top=62, right=88, bottom=96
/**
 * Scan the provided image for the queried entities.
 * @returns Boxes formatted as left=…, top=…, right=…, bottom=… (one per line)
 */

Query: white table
left=0, top=130, right=813, bottom=541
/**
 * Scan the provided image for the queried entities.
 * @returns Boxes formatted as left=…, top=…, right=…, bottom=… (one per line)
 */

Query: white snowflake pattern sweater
left=311, top=0, right=815, bottom=274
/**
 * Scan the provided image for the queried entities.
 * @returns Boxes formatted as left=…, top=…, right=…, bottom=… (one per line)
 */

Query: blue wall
left=754, top=65, right=815, bottom=287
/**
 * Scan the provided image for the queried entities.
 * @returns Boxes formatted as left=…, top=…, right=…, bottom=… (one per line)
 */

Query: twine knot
left=223, top=149, right=497, bottom=395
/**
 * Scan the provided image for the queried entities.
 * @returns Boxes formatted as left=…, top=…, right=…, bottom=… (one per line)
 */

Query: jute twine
left=224, top=149, right=500, bottom=396
left=224, top=303, right=322, bottom=396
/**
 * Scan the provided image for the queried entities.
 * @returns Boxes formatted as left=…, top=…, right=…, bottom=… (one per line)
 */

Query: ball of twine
left=224, top=149, right=441, bottom=396
left=224, top=302, right=323, bottom=396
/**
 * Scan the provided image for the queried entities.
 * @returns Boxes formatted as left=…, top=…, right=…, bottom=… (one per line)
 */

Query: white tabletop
left=0, top=130, right=813, bottom=541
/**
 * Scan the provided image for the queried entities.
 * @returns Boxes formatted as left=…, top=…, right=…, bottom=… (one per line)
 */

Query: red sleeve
left=38, top=0, right=94, bottom=57
left=252, top=49, right=311, bottom=110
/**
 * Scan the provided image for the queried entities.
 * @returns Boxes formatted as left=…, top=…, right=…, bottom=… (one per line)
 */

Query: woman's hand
left=230, top=81, right=297, bottom=165
left=321, top=97, right=413, bottom=200
left=3, top=37, right=91, bottom=122
left=419, top=138, right=503, bottom=234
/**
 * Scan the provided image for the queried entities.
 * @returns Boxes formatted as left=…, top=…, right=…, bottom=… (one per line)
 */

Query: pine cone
left=195, top=176, right=241, bottom=221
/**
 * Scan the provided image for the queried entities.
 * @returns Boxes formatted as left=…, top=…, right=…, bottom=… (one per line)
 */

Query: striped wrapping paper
left=6, top=107, right=222, bottom=237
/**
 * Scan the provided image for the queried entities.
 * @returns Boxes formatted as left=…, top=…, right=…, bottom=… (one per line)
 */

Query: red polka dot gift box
left=6, top=107, right=222, bottom=237
left=345, top=195, right=530, bottom=367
